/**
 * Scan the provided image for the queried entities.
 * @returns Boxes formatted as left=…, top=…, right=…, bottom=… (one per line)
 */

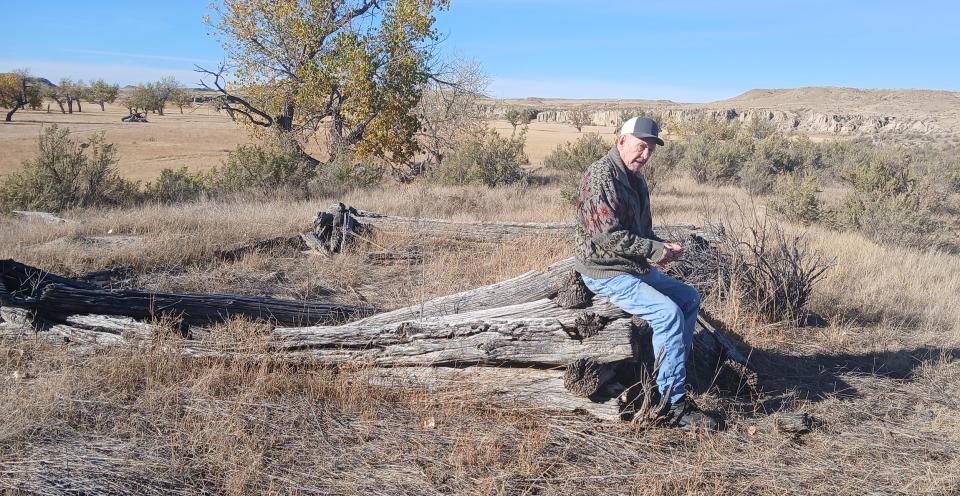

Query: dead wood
left=368, top=366, right=625, bottom=420
left=310, top=203, right=726, bottom=253
left=0, top=259, right=373, bottom=327
left=214, top=235, right=307, bottom=262
left=11, top=211, right=77, bottom=224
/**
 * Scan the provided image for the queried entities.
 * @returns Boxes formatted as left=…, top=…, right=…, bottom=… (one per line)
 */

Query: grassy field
left=1, top=169, right=959, bottom=493
left=0, top=103, right=250, bottom=181
left=0, top=103, right=620, bottom=181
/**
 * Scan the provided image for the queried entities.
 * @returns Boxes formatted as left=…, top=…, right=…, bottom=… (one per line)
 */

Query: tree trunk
left=66, top=97, right=74, bottom=113
left=4, top=107, right=15, bottom=122
left=0, top=259, right=372, bottom=327
left=99, top=102, right=105, bottom=111
left=310, top=203, right=725, bottom=252
left=75, top=99, right=82, bottom=112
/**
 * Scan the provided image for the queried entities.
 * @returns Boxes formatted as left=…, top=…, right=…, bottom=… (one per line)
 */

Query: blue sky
left=2, top=0, right=957, bottom=102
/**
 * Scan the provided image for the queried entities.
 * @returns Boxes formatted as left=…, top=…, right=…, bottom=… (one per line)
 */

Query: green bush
left=686, top=134, right=752, bottom=183
left=767, top=174, right=821, bottom=225
left=839, top=147, right=913, bottom=196
left=427, top=128, right=527, bottom=186
left=0, top=125, right=140, bottom=213
left=207, top=141, right=316, bottom=196
left=946, top=156, right=960, bottom=192
left=543, top=132, right=608, bottom=175
left=143, top=167, right=207, bottom=204
left=830, top=193, right=947, bottom=249
left=646, top=140, right=684, bottom=192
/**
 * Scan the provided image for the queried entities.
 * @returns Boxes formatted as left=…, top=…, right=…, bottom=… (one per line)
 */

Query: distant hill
left=485, top=87, right=960, bottom=145
left=711, top=87, right=960, bottom=118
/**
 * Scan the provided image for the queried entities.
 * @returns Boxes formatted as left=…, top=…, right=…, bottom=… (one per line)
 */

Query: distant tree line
left=0, top=68, right=194, bottom=121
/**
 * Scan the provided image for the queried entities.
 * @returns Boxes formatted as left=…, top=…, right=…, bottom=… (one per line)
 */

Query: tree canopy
left=200, top=0, right=451, bottom=166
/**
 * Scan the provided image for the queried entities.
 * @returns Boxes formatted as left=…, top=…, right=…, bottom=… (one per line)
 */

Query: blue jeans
left=581, top=269, right=700, bottom=404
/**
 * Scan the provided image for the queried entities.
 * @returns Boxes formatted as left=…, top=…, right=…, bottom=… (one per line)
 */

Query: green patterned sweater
left=574, top=147, right=665, bottom=279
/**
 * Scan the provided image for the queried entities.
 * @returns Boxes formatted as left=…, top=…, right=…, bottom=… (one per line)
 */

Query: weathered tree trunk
left=0, top=259, right=372, bottom=327
left=369, top=367, right=625, bottom=420
left=311, top=203, right=725, bottom=252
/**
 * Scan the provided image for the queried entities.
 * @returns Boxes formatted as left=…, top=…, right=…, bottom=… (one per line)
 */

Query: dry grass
left=2, top=174, right=960, bottom=494
left=0, top=103, right=251, bottom=181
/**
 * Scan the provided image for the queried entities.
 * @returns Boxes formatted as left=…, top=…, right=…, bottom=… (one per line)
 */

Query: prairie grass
left=1, top=175, right=960, bottom=494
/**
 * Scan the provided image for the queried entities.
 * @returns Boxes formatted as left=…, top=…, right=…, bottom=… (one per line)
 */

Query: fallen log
left=346, top=207, right=725, bottom=243
left=310, top=203, right=725, bottom=253
left=0, top=259, right=372, bottom=327
left=11, top=211, right=77, bottom=224
left=273, top=300, right=636, bottom=367
left=0, top=252, right=757, bottom=420
left=369, top=366, right=625, bottom=420
left=214, top=235, right=307, bottom=262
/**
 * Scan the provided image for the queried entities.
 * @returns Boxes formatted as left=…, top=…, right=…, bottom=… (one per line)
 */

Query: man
left=573, top=116, right=723, bottom=430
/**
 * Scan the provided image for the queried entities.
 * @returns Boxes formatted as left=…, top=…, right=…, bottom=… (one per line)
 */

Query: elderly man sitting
left=573, top=116, right=723, bottom=430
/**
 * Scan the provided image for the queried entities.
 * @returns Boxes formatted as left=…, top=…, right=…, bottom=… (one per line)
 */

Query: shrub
left=568, top=107, right=593, bottom=132
left=645, top=140, right=684, bottom=192
left=143, top=167, right=207, bottom=204
left=0, top=125, right=140, bottom=213
left=427, top=128, right=527, bottom=186
left=946, top=156, right=960, bottom=192
left=839, top=147, right=913, bottom=196
left=675, top=206, right=833, bottom=325
left=686, top=135, right=752, bottom=183
left=207, top=140, right=316, bottom=196
left=543, top=132, right=608, bottom=176
left=829, top=193, right=947, bottom=250
left=767, top=174, right=821, bottom=225
left=544, top=132, right=608, bottom=203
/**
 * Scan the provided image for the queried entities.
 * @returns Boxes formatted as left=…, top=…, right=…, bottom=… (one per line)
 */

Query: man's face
left=617, top=134, right=657, bottom=173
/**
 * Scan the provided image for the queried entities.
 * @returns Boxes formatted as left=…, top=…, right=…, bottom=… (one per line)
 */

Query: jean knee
left=652, top=301, right=686, bottom=337
left=677, top=284, right=700, bottom=314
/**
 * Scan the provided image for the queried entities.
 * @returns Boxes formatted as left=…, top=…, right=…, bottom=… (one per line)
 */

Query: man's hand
left=657, top=242, right=684, bottom=264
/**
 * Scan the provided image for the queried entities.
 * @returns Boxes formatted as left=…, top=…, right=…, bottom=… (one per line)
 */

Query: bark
left=4, top=107, right=15, bottom=122
left=312, top=203, right=726, bottom=249
left=0, top=259, right=372, bottom=327
left=369, top=367, right=625, bottom=420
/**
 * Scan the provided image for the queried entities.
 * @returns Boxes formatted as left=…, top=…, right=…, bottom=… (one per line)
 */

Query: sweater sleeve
left=581, top=176, right=665, bottom=263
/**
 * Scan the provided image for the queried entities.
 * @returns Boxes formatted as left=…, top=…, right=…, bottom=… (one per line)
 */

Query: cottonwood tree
left=569, top=106, right=593, bottom=132
left=58, top=78, right=80, bottom=113
left=0, top=72, right=25, bottom=121
left=170, top=87, right=193, bottom=114
left=43, top=84, right=67, bottom=113
left=0, top=70, right=39, bottom=121
left=414, top=60, right=488, bottom=177
left=87, top=79, right=120, bottom=111
left=198, top=0, right=451, bottom=166
left=67, top=80, right=87, bottom=112
left=147, top=77, right=179, bottom=115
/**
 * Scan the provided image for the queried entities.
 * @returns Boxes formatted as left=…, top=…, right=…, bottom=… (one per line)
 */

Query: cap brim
left=630, top=133, right=665, bottom=146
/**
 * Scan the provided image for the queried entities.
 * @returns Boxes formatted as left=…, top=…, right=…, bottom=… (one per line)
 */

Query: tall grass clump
left=427, top=128, right=527, bottom=186
left=0, top=125, right=140, bottom=213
